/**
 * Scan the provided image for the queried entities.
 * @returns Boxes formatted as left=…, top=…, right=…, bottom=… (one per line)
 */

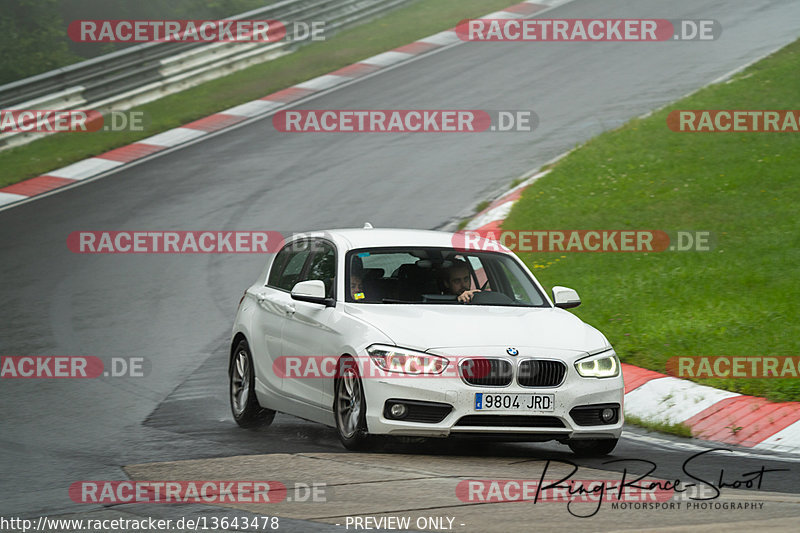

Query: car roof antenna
left=363, top=222, right=374, bottom=229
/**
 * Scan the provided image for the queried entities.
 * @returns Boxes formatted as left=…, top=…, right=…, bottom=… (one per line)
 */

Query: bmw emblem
left=506, top=347, right=519, bottom=356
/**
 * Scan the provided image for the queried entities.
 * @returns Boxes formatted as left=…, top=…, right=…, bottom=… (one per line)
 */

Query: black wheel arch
left=230, top=333, right=249, bottom=374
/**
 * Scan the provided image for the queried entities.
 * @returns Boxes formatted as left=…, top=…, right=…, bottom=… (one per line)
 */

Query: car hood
left=342, top=304, right=609, bottom=354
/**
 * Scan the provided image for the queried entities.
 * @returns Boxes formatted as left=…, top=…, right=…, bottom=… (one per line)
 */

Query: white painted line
left=623, top=431, right=800, bottom=461
left=517, top=168, right=553, bottom=190
left=223, top=99, right=282, bottom=117
left=465, top=202, right=514, bottom=231
left=485, top=11, right=520, bottom=19
left=529, top=0, right=569, bottom=7
left=623, top=431, right=707, bottom=453
left=140, top=127, right=207, bottom=147
left=754, top=420, right=800, bottom=455
left=710, top=43, right=789, bottom=85
left=0, top=192, right=28, bottom=206
left=624, top=376, right=740, bottom=425
left=418, top=31, right=460, bottom=46
left=294, top=74, right=350, bottom=91
left=360, top=51, right=414, bottom=67
left=47, top=158, right=124, bottom=181
left=485, top=169, right=553, bottom=209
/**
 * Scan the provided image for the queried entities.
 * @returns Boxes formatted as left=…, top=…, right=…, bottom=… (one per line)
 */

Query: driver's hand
left=458, top=289, right=481, bottom=303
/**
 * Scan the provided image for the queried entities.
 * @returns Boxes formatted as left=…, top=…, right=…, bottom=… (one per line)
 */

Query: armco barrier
left=0, top=0, right=414, bottom=150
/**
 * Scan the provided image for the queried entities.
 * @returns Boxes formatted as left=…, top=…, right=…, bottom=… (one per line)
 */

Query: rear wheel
left=567, top=438, right=618, bottom=457
left=334, top=356, right=374, bottom=450
left=230, top=339, right=275, bottom=428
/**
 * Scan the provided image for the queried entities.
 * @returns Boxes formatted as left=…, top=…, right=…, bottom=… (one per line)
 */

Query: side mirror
left=552, top=286, right=581, bottom=309
left=291, top=280, right=334, bottom=307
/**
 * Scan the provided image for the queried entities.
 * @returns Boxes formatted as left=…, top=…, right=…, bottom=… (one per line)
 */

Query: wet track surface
left=2, top=0, right=800, bottom=529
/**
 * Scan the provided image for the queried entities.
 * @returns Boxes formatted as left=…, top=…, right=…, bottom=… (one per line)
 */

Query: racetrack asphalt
left=1, top=0, right=800, bottom=530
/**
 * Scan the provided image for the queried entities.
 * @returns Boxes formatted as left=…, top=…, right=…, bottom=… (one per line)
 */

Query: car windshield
left=345, top=247, right=548, bottom=307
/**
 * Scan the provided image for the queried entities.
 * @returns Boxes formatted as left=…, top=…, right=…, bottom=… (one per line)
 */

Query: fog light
left=601, top=408, right=616, bottom=423
left=390, top=404, right=408, bottom=419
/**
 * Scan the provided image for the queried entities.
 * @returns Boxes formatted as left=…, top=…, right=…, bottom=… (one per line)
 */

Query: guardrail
left=0, top=0, right=414, bottom=150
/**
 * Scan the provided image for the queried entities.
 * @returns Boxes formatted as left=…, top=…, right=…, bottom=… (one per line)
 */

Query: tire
left=229, top=339, right=275, bottom=428
left=568, top=438, right=619, bottom=457
left=334, top=356, right=374, bottom=450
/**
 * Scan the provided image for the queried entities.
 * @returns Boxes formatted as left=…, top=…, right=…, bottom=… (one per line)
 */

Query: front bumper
left=360, top=361, right=623, bottom=441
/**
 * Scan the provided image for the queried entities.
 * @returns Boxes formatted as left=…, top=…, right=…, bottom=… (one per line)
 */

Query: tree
left=0, top=0, right=78, bottom=85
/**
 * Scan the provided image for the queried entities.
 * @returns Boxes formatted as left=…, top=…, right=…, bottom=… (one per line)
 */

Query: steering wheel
left=469, top=290, right=514, bottom=305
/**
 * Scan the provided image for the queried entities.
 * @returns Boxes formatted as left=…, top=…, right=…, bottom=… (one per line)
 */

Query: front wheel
left=230, top=339, right=275, bottom=428
left=567, top=438, right=618, bottom=457
left=334, top=356, right=375, bottom=450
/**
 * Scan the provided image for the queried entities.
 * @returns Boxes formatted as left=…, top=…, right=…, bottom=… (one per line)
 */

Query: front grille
left=454, top=415, right=565, bottom=428
left=570, top=404, right=620, bottom=426
left=459, top=358, right=513, bottom=386
left=517, top=359, right=567, bottom=387
left=383, top=399, right=452, bottom=423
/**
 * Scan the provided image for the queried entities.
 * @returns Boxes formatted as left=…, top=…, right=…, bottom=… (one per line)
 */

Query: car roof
left=289, top=227, right=510, bottom=253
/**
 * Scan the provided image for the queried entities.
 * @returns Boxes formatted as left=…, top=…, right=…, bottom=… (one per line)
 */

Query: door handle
left=283, top=303, right=296, bottom=315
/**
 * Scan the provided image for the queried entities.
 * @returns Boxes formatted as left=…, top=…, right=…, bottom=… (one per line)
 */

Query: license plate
left=475, top=393, right=554, bottom=411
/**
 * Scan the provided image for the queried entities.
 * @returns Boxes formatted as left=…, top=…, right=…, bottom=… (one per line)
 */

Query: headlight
left=367, top=345, right=448, bottom=375
left=575, top=351, right=620, bottom=378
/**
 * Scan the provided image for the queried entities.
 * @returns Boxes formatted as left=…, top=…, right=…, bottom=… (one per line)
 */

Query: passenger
left=350, top=271, right=366, bottom=300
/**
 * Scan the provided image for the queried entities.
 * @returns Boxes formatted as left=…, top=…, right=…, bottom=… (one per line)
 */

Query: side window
left=267, top=242, right=312, bottom=291
left=467, top=255, right=488, bottom=290
left=300, top=241, right=336, bottom=298
left=495, top=258, right=544, bottom=305
left=497, top=261, right=524, bottom=300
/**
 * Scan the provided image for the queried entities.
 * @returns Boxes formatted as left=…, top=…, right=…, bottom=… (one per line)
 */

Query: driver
left=442, top=259, right=481, bottom=303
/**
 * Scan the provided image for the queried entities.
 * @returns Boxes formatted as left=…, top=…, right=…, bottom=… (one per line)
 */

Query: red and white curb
left=0, top=0, right=569, bottom=210
left=623, top=365, right=800, bottom=453
left=464, top=166, right=558, bottom=232
left=467, top=173, right=800, bottom=456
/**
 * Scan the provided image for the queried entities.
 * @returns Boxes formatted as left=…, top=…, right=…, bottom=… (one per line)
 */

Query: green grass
left=504, top=38, right=800, bottom=402
left=475, top=200, right=491, bottom=213
left=0, top=0, right=514, bottom=188
left=626, top=415, right=694, bottom=439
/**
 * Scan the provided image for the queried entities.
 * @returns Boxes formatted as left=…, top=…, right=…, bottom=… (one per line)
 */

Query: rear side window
left=267, top=241, right=312, bottom=291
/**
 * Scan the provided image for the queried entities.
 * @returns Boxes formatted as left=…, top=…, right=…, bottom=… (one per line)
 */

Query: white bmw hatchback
left=229, top=227, right=624, bottom=456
